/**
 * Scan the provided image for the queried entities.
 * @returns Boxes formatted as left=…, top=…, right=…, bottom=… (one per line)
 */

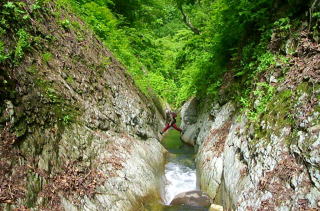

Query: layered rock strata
left=0, top=1, right=165, bottom=210
left=181, top=31, right=320, bottom=210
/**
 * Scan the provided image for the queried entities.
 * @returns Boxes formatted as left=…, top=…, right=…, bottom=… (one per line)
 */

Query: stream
left=163, top=153, right=197, bottom=205
left=143, top=126, right=209, bottom=211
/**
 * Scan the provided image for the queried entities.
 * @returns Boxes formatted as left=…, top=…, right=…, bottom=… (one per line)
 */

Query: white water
left=163, top=155, right=197, bottom=205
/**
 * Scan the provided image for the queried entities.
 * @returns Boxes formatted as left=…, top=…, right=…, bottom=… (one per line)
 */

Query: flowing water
left=142, top=126, right=208, bottom=211
left=163, top=153, right=197, bottom=204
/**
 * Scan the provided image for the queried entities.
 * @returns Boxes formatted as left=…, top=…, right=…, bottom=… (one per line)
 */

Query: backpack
left=171, top=112, right=177, bottom=118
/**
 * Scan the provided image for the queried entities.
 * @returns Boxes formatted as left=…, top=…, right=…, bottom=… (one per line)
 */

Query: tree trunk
left=178, top=5, right=201, bottom=35
left=309, top=0, right=319, bottom=30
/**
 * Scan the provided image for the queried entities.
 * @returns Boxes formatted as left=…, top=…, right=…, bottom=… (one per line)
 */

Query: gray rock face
left=181, top=125, right=199, bottom=146
left=181, top=97, right=199, bottom=129
left=0, top=2, right=166, bottom=210
left=56, top=129, right=166, bottom=211
left=181, top=91, right=320, bottom=210
left=170, top=190, right=212, bottom=208
left=180, top=31, right=320, bottom=208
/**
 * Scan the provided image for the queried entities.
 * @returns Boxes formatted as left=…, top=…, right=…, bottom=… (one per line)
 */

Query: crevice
left=292, top=151, right=320, bottom=192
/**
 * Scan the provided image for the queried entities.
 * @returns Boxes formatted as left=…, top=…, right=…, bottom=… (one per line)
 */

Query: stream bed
left=163, top=153, right=197, bottom=204
left=143, top=127, right=209, bottom=211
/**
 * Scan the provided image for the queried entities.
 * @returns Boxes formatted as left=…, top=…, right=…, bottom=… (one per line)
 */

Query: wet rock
left=269, top=75, right=278, bottom=83
left=209, top=204, right=223, bottom=211
left=181, top=125, right=198, bottom=146
left=180, top=97, right=198, bottom=129
left=285, top=38, right=298, bottom=55
left=181, top=92, right=320, bottom=210
left=170, top=190, right=212, bottom=207
left=308, top=125, right=320, bottom=133
left=4, top=100, right=15, bottom=124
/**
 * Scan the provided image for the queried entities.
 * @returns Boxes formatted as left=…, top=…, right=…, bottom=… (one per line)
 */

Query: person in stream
left=160, top=109, right=183, bottom=135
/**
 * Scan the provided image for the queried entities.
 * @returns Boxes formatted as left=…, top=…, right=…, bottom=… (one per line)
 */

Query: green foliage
left=256, top=52, right=276, bottom=73
left=62, top=114, right=72, bottom=125
left=26, top=65, right=38, bottom=74
left=3, top=0, right=309, bottom=108
left=66, top=76, right=74, bottom=84
left=252, top=82, right=275, bottom=117
left=0, top=0, right=50, bottom=64
left=59, top=19, right=71, bottom=29
left=14, top=29, right=31, bottom=62
left=240, top=82, right=275, bottom=121
left=31, top=2, right=41, bottom=10
left=274, top=17, right=292, bottom=31
left=67, top=0, right=308, bottom=106
left=59, top=0, right=185, bottom=106
left=42, top=52, right=53, bottom=63
left=35, top=78, right=76, bottom=125
left=46, top=87, right=59, bottom=103
left=170, top=0, right=280, bottom=104
left=313, top=12, right=320, bottom=19
left=4, top=1, right=25, bottom=15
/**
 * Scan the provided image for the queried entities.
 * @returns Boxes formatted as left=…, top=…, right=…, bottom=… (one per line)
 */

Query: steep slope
left=181, top=28, right=320, bottom=210
left=0, top=1, right=165, bottom=210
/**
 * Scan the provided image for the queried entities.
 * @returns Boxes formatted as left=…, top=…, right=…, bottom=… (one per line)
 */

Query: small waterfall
left=163, top=153, right=197, bottom=205
left=141, top=129, right=212, bottom=211
left=141, top=126, right=212, bottom=210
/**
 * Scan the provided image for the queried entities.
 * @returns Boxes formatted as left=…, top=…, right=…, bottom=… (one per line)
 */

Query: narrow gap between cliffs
left=142, top=116, right=213, bottom=211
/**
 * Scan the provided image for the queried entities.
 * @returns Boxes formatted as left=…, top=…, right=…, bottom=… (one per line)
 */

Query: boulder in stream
left=209, top=204, right=224, bottom=211
left=170, top=190, right=212, bottom=207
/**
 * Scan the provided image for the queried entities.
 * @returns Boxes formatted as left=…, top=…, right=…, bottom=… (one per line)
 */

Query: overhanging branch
left=178, top=5, right=201, bottom=35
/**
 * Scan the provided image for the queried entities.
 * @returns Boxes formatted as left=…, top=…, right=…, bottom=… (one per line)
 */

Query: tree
left=174, top=0, right=201, bottom=34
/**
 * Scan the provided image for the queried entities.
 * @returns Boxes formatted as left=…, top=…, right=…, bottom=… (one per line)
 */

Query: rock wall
left=0, top=1, right=165, bottom=210
left=181, top=30, right=320, bottom=210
